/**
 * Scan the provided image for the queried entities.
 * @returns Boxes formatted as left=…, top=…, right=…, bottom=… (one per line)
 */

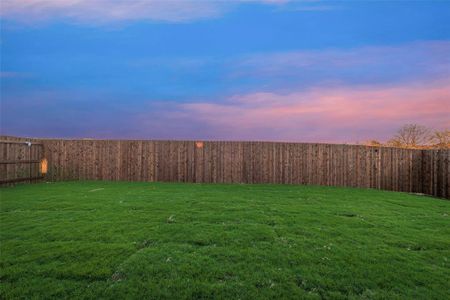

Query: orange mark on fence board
left=195, top=141, right=204, bottom=148
left=40, top=158, right=48, bottom=174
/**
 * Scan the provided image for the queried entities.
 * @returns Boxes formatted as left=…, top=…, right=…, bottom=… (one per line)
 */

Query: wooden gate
left=0, top=139, right=45, bottom=185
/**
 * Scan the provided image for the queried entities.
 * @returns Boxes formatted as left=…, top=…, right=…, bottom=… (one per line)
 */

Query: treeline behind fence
left=1, top=136, right=449, bottom=198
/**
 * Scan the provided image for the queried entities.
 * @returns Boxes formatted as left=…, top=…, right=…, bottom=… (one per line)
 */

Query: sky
left=1, top=0, right=449, bottom=143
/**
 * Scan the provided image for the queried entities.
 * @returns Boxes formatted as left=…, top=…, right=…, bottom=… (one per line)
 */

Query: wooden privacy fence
left=0, top=139, right=44, bottom=184
left=1, top=137, right=449, bottom=198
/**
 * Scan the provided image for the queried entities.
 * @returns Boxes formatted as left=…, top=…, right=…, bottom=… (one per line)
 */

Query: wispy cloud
left=2, top=79, right=449, bottom=141
left=0, top=0, right=225, bottom=24
left=2, top=40, right=449, bottom=141
left=0, top=71, right=32, bottom=78
left=0, top=0, right=306, bottom=24
left=124, top=79, right=450, bottom=143
left=230, top=41, right=450, bottom=89
left=124, top=41, right=450, bottom=95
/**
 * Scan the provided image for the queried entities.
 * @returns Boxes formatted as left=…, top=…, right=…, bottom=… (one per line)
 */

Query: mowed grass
left=1, top=182, right=449, bottom=299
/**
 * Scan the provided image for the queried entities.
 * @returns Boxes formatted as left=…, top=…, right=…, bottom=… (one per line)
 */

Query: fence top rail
left=0, top=140, right=43, bottom=146
left=1, top=136, right=448, bottom=152
left=30, top=138, right=433, bottom=151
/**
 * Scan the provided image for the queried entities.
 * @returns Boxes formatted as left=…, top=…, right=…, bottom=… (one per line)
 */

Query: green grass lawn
left=1, top=182, right=449, bottom=299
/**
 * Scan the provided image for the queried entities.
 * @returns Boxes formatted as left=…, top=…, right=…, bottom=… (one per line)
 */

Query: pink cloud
left=142, top=80, right=450, bottom=143
left=3, top=79, right=448, bottom=142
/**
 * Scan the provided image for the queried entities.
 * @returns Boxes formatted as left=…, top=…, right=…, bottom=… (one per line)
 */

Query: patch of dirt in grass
left=337, top=212, right=357, bottom=218
left=409, top=193, right=427, bottom=196
left=189, top=240, right=214, bottom=247
left=136, top=239, right=155, bottom=250
left=111, top=271, right=126, bottom=282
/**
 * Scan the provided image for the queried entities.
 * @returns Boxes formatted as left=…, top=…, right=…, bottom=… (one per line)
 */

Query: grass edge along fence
left=1, top=136, right=449, bottom=198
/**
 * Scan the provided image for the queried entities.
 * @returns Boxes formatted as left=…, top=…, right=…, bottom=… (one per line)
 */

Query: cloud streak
left=2, top=79, right=448, bottom=142
left=0, top=0, right=302, bottom=24
left=0, top=71, right=33, bottom=78
left=124, top=41, right=450, bottom=96
left=139, top=80, right=450, bottom=143
left=230, top=41, right=450, bottom=89
left=0, top=0, right=224, bottom=23
left=2, top=40, right=449, bottom=142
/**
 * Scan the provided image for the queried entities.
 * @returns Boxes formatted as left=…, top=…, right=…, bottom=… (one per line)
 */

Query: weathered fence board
left=0, top=136, right=448, bottom=198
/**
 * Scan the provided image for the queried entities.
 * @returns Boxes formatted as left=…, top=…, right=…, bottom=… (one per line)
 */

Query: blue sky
left=1, top=1, right=449, bottom=142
